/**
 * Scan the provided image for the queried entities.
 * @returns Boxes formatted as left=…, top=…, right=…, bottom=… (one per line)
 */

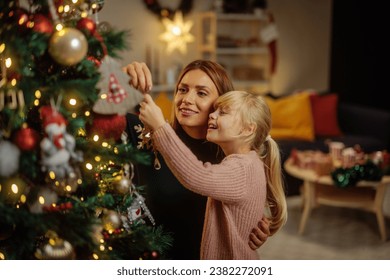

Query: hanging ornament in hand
left=48, top=27, right=88, bottom=66
left=93, top=56, right=143, bottom=115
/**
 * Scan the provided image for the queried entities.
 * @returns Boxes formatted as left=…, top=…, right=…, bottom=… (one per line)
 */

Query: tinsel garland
left=331, top=161, right=384, bottom=188
left=142, top=0, right=193, bottom=19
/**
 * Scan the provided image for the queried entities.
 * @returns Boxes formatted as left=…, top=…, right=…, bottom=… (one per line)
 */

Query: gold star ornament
left=159, top=11, right=194, bottom=54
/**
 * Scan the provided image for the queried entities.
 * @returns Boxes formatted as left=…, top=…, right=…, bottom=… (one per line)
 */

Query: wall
left=98, top=0, right=333, bottom=95
left=267, top=0, right=332, bottom=95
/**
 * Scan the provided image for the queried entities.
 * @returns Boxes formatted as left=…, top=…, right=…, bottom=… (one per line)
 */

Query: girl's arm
left=139, top=94, right=271, bottom=248
left=139, top=94, right=250, bottom=203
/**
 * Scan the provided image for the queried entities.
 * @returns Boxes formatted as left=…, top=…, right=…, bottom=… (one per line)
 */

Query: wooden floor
left=259, top=190, right=390, bottom=260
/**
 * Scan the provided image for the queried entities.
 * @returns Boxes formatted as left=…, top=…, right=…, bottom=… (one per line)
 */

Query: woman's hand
left=123, top=61, right=153, bottom=93
left=139, top=94, right=166, bottom=131
left=248, top=216, right=271, bottom=250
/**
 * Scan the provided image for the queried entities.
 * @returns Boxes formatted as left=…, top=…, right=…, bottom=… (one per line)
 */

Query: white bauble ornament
left=0, top=140, right=20, bottom=177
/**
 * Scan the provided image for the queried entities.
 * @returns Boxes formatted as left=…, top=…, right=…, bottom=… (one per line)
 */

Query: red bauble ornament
left=13, top=126, right=40, bottom=151
left=89, top=113, right=126, bottom=141
left=77, top=18, right=97, bottom=35
left=32, top=14, right=54, bottom=34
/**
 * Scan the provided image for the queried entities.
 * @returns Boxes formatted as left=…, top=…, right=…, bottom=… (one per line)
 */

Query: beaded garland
left=142, top=0, right=193, bottom=18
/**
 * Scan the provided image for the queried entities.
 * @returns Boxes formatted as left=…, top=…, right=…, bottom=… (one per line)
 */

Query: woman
left=138, top=90, right=287, bottom=259
left=124, top=60, right=270, bottom=259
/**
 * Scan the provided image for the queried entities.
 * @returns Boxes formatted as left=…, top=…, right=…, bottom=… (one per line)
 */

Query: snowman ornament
left=40, top=105, right=81, bottom=179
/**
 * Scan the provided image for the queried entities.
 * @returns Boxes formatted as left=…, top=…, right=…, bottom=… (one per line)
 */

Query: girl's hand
left=139, top=94, right=166, bottom=131
left=123, top=61, right=153, bottom=93
left=248, top=216, right=270, bottom=250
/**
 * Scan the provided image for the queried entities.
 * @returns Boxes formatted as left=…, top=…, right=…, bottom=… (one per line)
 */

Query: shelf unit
left=196, top=11, right=270, bottom=94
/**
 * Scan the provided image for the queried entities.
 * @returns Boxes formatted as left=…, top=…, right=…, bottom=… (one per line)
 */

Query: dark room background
left=330, top=0, right=389, bottom=111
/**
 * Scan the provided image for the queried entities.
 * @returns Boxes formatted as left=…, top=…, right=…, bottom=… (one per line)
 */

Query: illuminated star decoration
left=159, top=11, right=194, bottom=54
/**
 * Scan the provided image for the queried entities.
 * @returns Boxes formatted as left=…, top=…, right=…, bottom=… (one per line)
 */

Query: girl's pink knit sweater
left=153, top=123, right=267, bottom=260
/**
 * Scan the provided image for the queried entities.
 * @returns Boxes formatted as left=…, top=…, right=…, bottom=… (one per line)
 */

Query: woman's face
left=174, top=69, right=219, bottom=139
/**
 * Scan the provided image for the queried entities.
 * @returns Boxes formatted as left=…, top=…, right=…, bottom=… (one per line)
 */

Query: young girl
left=125, top=60, right=270, bottom=259
left=138, top=90, right=287, bottom=259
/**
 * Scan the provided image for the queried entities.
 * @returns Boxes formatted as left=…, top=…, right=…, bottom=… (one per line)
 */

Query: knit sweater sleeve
left=152, top=123, right=253, bottom=203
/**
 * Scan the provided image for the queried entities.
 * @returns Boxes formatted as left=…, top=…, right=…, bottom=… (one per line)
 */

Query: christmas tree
left=0, top=0, right=172, bottom=260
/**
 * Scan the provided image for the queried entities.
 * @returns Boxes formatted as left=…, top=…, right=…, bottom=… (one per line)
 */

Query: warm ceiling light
left=159, top=11, right=194, bottom=54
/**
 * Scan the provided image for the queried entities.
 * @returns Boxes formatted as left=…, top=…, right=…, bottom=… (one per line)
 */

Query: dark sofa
left=276, top=102, right=390, bottom=196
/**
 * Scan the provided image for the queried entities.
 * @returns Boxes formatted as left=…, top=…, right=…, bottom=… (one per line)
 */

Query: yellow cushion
left=154, top=92, right=173, bottom=120
left=265, top=92, right=315, bottom=141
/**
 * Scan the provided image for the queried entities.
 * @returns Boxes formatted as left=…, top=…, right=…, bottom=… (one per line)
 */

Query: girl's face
left=174, top=69, right=219, bottom=139
left=206, top=105, right=245, bottom=155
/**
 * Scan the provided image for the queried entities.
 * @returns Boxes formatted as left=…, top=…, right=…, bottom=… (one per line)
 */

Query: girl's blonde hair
left=214, top=90, right=288, bottom=235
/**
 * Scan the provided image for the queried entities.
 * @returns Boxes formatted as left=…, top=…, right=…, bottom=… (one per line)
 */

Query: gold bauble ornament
left=113, top=175, right=131, bottom=195
left=102, top=210, right=122, bottom=231
left=49, top=27, right=88, bottom=66
left=90, top=224, right=104, bottom=244
left=35, top=231, right=75, bottom=260
left=0, top=176, right=27, bottom=205
left=48, top=166, right=81, bottom=196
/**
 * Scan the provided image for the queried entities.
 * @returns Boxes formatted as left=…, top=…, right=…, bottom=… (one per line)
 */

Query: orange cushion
left=265, top=92, right=315, bottom=141
left=154, top=92, right=173, bottom=120
left=309, top=93, right=342, bottom=137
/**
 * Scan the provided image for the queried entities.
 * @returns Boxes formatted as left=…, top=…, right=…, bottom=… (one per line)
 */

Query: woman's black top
left=126, top=113, right=222, bottom=260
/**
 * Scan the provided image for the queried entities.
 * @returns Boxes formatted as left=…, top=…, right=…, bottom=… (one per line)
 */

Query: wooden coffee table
left=284, top=157, right=390, bottom=241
